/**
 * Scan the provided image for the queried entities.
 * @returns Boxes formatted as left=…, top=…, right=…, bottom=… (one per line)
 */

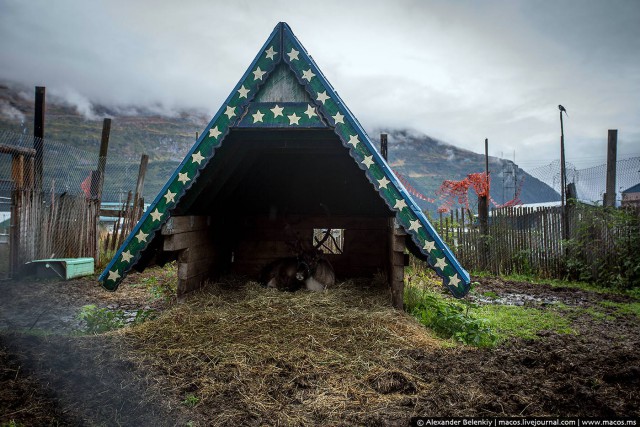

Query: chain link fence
left=0, top=128, right=179, bottom=278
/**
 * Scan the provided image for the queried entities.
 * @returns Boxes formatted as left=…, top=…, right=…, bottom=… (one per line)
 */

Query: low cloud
left=0, top=99, right=25, bottom=122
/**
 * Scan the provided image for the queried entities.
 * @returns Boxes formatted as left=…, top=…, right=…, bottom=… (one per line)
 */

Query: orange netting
left=436, top=172, right=491, bottom=213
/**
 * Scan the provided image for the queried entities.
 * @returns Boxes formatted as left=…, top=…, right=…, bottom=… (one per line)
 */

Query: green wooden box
left=26, top=258, right=95, bottom=280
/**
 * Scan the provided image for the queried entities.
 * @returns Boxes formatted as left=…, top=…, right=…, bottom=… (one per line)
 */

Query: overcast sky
left=1, top=0, right=639, bottom=172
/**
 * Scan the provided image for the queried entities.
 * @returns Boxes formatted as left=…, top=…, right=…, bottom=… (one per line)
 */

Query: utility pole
left=559, top=105, right=569, bottom=241
left=603, top=129, right=618, bottom=207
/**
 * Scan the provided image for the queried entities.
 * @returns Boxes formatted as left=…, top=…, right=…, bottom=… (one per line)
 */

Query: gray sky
left=1, top=0, right=639, bottom=172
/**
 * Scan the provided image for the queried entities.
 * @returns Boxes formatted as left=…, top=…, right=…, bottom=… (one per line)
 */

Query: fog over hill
left=0, top=81, right=558, bottom=212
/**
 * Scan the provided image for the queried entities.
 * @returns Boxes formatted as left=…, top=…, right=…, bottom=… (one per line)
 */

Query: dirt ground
left=0, top=271, right=638, bottom=426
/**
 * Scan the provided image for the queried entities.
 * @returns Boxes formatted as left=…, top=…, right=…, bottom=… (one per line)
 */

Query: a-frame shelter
left=99, top=22, right=471, bottom=306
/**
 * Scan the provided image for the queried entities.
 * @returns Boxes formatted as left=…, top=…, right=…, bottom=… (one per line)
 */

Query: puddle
left=472, top=292, right=565, bottom=307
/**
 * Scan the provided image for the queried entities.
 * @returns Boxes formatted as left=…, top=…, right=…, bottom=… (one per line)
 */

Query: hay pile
left=114, top=279, right=445, bottom=426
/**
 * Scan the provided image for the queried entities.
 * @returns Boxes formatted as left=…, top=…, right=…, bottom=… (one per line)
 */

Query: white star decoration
left=287, top=48, right=299, bottom=61
left=449, top=274, right=461, bottom=288
left=302, top=68, right=315, bottom=82
left=225, top=106, right=236, bottom=119
left=270, top=104, right=284, bottom=117
left=288, top=113, right=301, bottom=125
left=316, top=91, right=330, bottom=104
left=150, top=209, right=162, bottom=222
left=121, top=250, right=133, bottom=263
left=347, top=135, right=359, bottom=148
left=238, top=85, right=250, bottom=98
left=423, top=240, right=436, bottom=253
left=394, top=199, right=407, bottom=211
left=252, top=110, right=265, bottom=123
left=253, top=67, right=266, bottom=81
left=191, top=151, right=204, bottom=165
left=164, top=190, right=176, bottom=203
left=409, top=219, right=421, bottom=232
left=332, top=112, right=344, bottom=124
left=304, top=104, right=316, bottom=118
left=108, top=270, right=120, bottom=281
left=362, top=155, right=374, bottom=168
left=209, top=126, right=221, bottom=139
left=178, top=172, right=190, bottom=184
left=265, top=46, right=277, bottom=60
left=435, top=257, right=447, bottom=270
left=378, top=176, right=390, bottom=189
left=135, top=230, right=148, bottom=242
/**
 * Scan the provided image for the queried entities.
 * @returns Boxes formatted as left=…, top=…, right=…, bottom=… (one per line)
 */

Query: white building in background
left=622, top=184, right=640, bottom=207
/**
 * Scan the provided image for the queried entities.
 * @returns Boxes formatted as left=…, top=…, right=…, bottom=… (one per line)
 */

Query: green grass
left=599, top=301, right=640, bottom=318
left=476, top=304, right=574, bottom=341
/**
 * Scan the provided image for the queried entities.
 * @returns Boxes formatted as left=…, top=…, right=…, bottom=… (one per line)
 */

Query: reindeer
left=260, top=227, right=335, bottom=292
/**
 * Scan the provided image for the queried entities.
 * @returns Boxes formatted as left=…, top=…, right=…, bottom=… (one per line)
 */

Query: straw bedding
left=114, top=278, right=444, bottom=426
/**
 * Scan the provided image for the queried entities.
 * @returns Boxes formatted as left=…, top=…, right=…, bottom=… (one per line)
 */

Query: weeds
left=409, top=292, right=498, bottom=347
left=130, top=262, right=178, bottom=303
left=182, top=394, right=200, bottom=408
left=77, top=304, right=155, bottom=334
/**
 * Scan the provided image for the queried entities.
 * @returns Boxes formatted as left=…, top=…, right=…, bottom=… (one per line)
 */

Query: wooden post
left=92, top=118, right=111, bottom=262
left=134, top=154, right=149, bottom=200
left=92, top=118, right=111, bottom=200
left=603, top=129, right=617, bottom=207
left=478, top=138, right=490, bottom=270
left=380, top=133, right=388, bottom=161
left=388, top=218, right=406, bottom=310
left=34, top=86, right=45, bottom=192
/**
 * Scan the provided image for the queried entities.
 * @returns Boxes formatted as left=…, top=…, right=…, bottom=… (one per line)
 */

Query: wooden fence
left=11, top=189, right=100, bottom=269
left=437, top=205, right=640, bottom=279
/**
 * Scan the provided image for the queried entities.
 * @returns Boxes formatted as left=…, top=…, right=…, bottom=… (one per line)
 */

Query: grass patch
left=600, top=301, right=640, bottom=318
left=476, top=304, right=574, bottom=341
left=406, top=264, right=576, bottom=345
left=77, top=304, right=156, bottom=334
left=406, top=288, right=498, bottom=347
left=129, top=262, right=178, bottom=303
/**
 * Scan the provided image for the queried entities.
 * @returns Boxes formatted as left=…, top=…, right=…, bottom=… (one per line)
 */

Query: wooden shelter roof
left=98, top=22, right=471, bottom=298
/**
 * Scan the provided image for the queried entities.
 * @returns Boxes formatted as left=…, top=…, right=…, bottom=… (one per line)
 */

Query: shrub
left=565, top=206, right=640, bottom=289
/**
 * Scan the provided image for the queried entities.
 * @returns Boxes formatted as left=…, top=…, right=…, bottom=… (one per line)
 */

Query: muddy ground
left=0, top=272, right=638, bottom=426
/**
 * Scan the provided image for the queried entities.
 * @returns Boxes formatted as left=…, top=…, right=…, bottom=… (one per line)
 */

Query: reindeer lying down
left=260, top=231, right=336, bottom=292
left=260, top=255, right=335, bottom=292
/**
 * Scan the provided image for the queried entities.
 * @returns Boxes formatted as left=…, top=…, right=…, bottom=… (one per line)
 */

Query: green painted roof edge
left=99, top=22, right=471, bottom=298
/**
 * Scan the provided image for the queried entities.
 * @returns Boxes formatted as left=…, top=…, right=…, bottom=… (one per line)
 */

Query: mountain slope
left=0, top=82, right=558, bottom=210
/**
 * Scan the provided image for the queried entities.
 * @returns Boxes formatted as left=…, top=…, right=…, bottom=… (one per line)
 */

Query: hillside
left=0, top=82, right=558, bottom=211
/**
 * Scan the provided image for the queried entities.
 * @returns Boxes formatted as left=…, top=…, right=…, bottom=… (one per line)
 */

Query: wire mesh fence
left=0, top=129, right=159, bottom=278
left=527, top=157, right=640, bottom=205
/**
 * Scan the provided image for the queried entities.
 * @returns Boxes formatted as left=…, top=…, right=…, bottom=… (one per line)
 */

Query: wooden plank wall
left=161, top=215, right=217, bottom=297
left=232, top=215, right=390, bottom=280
